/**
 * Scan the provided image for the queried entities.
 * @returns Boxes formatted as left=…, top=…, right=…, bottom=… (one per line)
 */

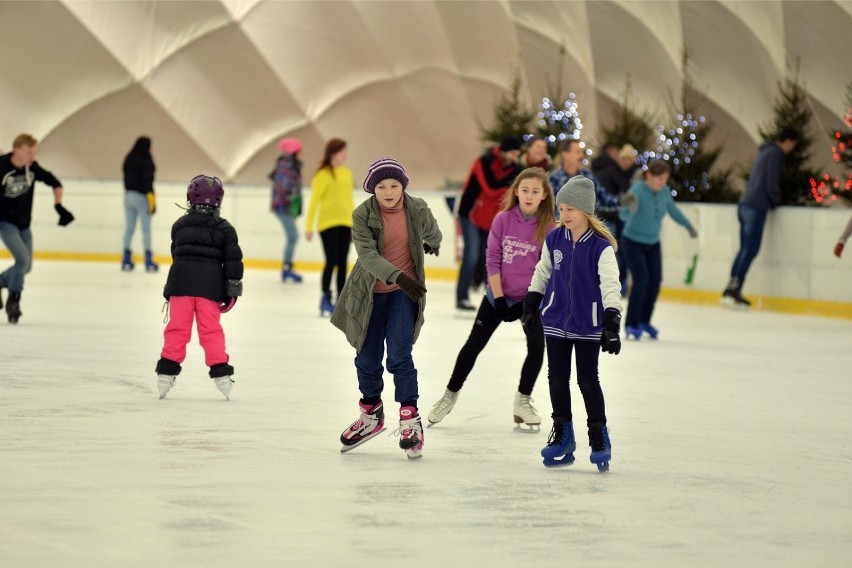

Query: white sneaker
left=427, top=388, right=459, bottom=426
left=158, top=374, right=176, bottom=399
left=214, top=376, right=233, bottom=400
left=513, top=391, right=541, bottom=432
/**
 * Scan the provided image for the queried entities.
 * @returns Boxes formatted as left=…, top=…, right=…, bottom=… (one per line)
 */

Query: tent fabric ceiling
left=0, top=0, right=849, bottom=189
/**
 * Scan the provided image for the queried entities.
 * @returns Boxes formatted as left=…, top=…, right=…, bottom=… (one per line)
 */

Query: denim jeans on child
left=0, top=222, right=33, bottom=293
left=274, top=207, right=299, bottom=265
left=456, top=215, right=488, bottom=303
left=622, top=237, right=662, bottom=327
left=355, top=290, right=419, bottom=404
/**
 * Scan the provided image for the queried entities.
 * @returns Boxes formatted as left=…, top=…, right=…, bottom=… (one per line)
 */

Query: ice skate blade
left=340, top=427, right=386, bottom=453
left=405, top=448, right=423, bottom=460
left=595, top=461, right=610, bottom=472
left=719, top=296, right=749, bottom=310
left=513, top=423, right=541, bottom=433
left=543, top=455, right=575, bottom=468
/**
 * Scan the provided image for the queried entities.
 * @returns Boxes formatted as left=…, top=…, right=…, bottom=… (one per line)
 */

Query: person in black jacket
left=0, top=133, right=74, bottom=324
left=155, top=175, right=244, bottom=401
left=121, top=136, right=158, bottom=272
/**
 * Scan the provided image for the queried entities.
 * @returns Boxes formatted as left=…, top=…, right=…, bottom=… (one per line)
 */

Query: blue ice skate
left=588, top=422, right=611, bottom=472
left=625, top=325, right=642, bottom=340
left=541, top=419, right=575, bottom=468
left=639, top=322, right=658, bottom=340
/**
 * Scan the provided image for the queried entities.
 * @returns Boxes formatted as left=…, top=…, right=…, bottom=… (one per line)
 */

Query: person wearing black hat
left=455, top=136, right=522, bottom=310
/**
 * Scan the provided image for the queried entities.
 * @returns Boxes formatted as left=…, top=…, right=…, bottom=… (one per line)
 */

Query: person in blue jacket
left=619, top=160, right=696, bottom=340
left=523, top=176, right=622, bottom=471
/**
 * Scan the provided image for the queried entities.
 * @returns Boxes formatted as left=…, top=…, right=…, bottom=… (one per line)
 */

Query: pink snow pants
left=160, top=296, right=228, bottom=367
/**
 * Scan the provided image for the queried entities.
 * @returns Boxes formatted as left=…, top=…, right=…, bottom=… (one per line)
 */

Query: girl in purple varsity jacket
left=522, top=176, right=622, bottom=472
left=428, top=168, right=555, bottom=431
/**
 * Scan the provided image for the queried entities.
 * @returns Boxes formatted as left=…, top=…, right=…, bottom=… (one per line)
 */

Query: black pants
left=622, top=237, right=662, bottom=327
left=447, top=296, right=544, bottom=395
left=320, top=226, right=351, bottom=297
left=545, top=337, right=606, bottom=426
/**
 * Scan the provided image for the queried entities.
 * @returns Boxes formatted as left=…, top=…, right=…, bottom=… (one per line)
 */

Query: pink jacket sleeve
left=485, top=211, right=506, bottom=280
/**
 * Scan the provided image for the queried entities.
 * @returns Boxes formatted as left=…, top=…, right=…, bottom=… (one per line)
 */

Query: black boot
left=721, top=277, right=751, bottom=308
left=6, top=291, right=22, bottom=324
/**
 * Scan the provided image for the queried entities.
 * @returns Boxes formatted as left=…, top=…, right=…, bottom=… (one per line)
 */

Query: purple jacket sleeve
left=485, top=211, right=506, bottom=280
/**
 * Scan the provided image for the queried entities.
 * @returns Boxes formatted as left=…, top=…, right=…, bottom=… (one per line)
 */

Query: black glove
left=55, top=204, right=74, bottom=226
left=505, top=302, right=523, bottom=322
left=521, top=292, right=544, bottom=327
left=424, top=243, right=439, bottom=256
left=494, top=297, right=510, bottom=321
left=601, top=309, right=621, bottom=355
left=396, top=272, right=427, bottom=302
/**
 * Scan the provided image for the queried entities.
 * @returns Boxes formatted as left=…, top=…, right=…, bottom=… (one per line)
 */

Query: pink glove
left=834, top=242, right=844, bottom=258
left=220, top=297, right=237, bottom=313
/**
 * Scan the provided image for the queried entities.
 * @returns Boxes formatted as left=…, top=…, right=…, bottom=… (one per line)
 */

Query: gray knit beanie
left=556, top=176, right=596, bottom=215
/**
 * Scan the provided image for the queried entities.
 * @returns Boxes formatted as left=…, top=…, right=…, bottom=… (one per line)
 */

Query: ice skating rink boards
left=1, top=261, right=850, bottom=567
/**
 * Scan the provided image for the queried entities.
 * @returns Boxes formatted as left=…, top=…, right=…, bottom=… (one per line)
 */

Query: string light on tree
left=533, top=92, right=591, bottom=163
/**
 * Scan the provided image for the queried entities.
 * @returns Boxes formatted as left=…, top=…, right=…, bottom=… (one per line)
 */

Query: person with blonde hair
left=522, top=176, right=622, bottom=471
left=428, top=167, right=556, bottom=430
left=0, top=133, right=73, bottom=323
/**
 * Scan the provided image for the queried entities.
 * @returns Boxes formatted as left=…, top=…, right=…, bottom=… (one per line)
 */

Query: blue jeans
left=456, top=215, right=487, bottom=303
left=354, top=290, right=419, bottom=404
left=0, top=222, right=33, bottom=293
left=622, top=237, right=662, bottom=327
left=123, top=191, right=152, bottom=251
left=274, top=207, right=299, bottom=265
left=730, top=203, right=768, bottom=284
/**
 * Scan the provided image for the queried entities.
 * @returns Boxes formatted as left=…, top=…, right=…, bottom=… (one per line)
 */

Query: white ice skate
left=427, top=388, right=459, bottom=427
left=513, top=392, right=541, bottom=433
left=396, top=406, right=424, bottom=459
left=157, top=374, right=176, bottom=399
left=214, top=376, right=233, bottom=400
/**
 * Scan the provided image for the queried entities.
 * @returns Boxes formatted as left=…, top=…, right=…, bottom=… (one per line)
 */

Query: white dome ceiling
left=0, top=0, right=849, bottom=189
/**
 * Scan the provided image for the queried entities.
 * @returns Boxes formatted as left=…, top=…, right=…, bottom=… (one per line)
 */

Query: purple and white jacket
left=528, top=226, right=621, bottom=341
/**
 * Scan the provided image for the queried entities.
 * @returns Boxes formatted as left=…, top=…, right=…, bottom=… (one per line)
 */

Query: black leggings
left=320, top=226, right=351, bottom=297
left=447, top=296, right=544, bottom=395
left=545, top=337, right=606, bottom=426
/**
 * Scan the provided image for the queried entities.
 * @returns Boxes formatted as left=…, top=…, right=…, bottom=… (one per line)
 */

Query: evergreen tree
left=478, top=71, right=536, bottom=145
left=644, top=51, right=737, bottom=203
left=597, top=77, right=656, bottom=153
left=534, top=91, right=585, bottom=158
left=812, top=82, right=852, bottom=205
left=757, top=62, right=820, bottom=205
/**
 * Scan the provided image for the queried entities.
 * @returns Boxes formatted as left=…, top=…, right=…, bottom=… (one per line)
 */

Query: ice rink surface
left=2, top=260, right=851, bottom=567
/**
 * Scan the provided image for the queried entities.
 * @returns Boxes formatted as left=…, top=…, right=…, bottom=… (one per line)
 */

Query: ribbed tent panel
left=0, top=0, right=848, bottom=189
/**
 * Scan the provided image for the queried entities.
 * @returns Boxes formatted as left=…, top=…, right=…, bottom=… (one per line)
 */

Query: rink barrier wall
left=5, top=178, right=852, bottom=320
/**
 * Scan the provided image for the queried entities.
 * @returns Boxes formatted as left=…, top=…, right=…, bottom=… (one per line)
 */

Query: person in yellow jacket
left=305, top=138, right=355, bottom=315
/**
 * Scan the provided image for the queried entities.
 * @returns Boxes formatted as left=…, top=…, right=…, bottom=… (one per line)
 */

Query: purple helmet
left=187, top=175, right=224, bottom=207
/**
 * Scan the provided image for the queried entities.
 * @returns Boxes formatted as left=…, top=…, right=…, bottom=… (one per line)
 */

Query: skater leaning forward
left=522, top=176, right=622, bottom=471
left=155, top=175, right=244, bottom=401
left=331, top=158, right=442, bottom=459
left=427, top=167, right=555, bottom=431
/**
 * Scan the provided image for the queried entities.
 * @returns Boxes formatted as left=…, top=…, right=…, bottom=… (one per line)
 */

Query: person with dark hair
left=722, top=128, right=799, bottom=308
left=121, top=136, right=158, bottom=272
left=596, top=144, right=639, bottom=293
left=305, top=138, right=355, bottom=315
left=270, top=137, right=304, bottom=283
left=591, top=141, right=619, bottom=175
left=620, top=160, right=696, bottom=340
left=0, top=133, right=73, bottom=324
left=549, top=139, right=619, bottom=223
left=455, top=137, right=522, bottom=311
left=520, top=137, right=552, bottom=170
left=155, top=175, right=244, bottom=401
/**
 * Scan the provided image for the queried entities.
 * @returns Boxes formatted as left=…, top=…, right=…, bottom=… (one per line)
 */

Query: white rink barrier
left=15, top=178, right=852, bottom=306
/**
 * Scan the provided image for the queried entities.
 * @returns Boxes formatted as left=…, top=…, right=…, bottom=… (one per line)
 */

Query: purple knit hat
left=362, top=157, right=409, bottom=193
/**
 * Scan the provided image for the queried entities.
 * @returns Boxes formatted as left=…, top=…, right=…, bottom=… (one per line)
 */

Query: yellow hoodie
left=306, top=166, right=355, bottom=232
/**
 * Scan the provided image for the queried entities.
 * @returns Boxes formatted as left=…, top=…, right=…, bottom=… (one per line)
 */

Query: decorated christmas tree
left=757, top=61, right=820, bottom=206
left=478, top=71, right=536, bottom=145
left=597, top=76, right=656, bottom=154
left=643, top=51, right=737, bottom=203
left=810, top=82, right=852, bottom=205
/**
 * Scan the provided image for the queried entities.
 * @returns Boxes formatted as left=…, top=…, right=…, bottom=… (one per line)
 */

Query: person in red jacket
left=455, top=137, right=522, bottom=310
